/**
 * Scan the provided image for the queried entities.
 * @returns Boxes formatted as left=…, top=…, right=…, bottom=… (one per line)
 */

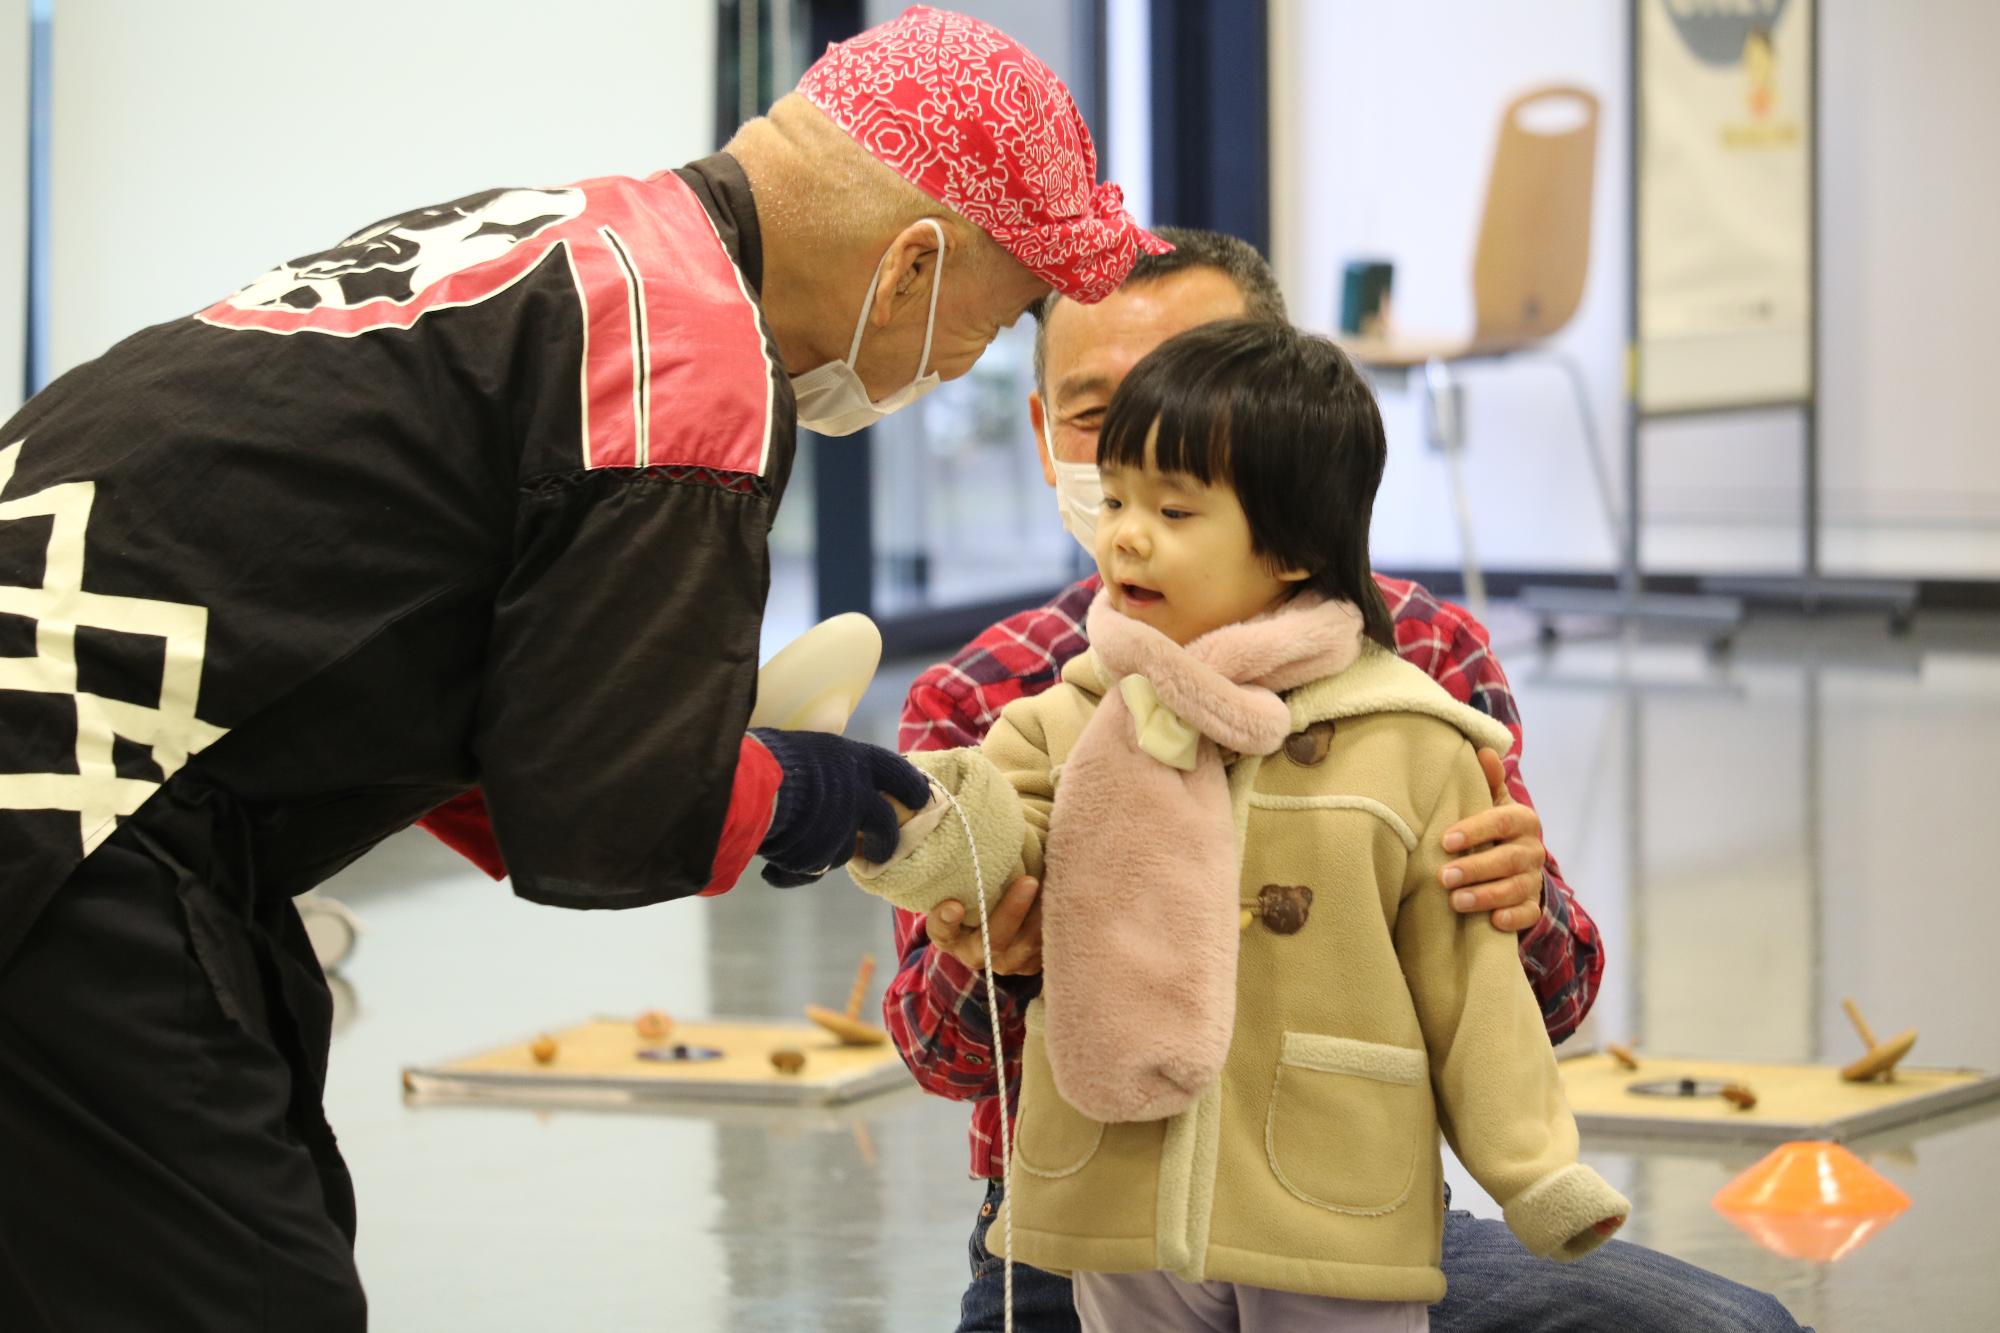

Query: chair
left=1340, top=85, right=1622, bottom=619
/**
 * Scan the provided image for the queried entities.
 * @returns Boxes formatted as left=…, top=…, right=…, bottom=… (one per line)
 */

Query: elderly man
left=884, top=229, right=1805, bottom=1332
left=0, top=9, right=1158, bottom=1329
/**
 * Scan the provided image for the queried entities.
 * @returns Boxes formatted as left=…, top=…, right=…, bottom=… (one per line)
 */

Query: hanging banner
left=1637, top=0, right=1813, bottom=412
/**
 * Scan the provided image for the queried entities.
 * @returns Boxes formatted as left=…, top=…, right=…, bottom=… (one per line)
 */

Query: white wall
left=0, top=0, right=27, bottom=414
left=1816, top=0, right=2000, bottom=578
left=1271, top=0, right=1630, bottom=576
left=49, top=0, right=718, bottom=379
left=1271, top=0, right=2000, bottom=582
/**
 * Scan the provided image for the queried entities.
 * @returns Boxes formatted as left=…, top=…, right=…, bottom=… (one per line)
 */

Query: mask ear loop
left=843, top=247, right=891, bottom=367
left=846, top=218, right=947, bottom=385
left=937, top=782, right=1015, bottom=1333
left=912, top=219, right=944, bottom=384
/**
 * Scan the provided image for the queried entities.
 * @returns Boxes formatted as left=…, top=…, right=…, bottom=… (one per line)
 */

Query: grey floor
left=317, top=606, right=2000, bottom=1332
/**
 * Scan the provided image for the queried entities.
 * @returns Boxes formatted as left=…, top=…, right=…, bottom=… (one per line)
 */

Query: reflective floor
left=319, top=607, right=2000, bottom=1332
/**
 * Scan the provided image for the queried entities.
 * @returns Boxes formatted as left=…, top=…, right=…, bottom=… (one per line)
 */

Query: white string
left=938, top=786, right=1014, bottom=1333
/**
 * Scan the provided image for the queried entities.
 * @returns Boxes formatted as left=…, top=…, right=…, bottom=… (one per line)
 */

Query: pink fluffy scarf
left=1041, top=590, right=1366, bottom=1123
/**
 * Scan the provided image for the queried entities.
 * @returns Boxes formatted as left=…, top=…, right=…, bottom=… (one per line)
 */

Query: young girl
left=851, top=320, right=1626, bottom=1332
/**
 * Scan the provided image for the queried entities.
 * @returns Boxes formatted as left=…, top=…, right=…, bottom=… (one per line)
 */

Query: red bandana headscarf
left=795, top=5, right=1170, bottom=304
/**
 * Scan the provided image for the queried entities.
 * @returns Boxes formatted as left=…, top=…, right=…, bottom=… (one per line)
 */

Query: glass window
left=868, top=322, right=1090, bottom=618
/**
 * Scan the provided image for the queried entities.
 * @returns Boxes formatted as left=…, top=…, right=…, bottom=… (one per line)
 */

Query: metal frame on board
left=1526, top=1, right=1916, bottom=644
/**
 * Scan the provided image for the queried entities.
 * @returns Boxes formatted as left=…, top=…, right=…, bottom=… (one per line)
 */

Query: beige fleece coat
left=853, top=641, right=1628, bottom=1303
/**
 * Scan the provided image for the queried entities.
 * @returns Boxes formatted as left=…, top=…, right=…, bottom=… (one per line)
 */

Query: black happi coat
left=0, top=154, right=795, bottom=963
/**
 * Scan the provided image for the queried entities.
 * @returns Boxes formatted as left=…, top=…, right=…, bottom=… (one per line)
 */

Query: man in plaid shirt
left=886, top=232, right=1804, bottom=1333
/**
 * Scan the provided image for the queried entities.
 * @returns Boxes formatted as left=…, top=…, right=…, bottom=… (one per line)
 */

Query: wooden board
left=1561, top=1051, right=2000, bottom=1143
left=402, top=1017, right=913, bottom=1109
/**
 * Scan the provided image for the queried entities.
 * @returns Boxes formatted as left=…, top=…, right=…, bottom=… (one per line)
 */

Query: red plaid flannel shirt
left=884, top=574, right=1603, bottom=1180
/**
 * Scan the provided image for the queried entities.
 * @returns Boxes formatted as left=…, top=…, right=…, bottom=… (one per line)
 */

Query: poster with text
left=1638, top=0, right=1813, bottom=412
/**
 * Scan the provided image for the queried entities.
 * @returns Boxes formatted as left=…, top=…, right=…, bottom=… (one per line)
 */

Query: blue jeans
left=955, top=1182, right=1809, bottom=1333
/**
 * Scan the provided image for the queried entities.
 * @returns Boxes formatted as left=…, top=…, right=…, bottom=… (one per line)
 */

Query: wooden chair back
left=1470, top=85, right=1600, bottom=344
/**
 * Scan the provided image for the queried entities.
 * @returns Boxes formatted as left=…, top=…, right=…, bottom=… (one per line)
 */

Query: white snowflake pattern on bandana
left=795, top=5, right=1170, bottom=304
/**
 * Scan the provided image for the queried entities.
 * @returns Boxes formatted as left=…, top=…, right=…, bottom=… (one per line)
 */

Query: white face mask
left=790, top=219, right=946, bottom=437
left=1039, top=399, right=1103, bottom=553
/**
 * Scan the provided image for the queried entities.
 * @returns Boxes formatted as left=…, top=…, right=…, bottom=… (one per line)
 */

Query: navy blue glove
left=752, top=728, right=933, bottom=887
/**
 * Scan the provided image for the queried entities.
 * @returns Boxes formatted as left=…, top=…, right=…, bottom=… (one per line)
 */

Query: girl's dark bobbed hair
left=1097, top=318, right=1395, bottom=648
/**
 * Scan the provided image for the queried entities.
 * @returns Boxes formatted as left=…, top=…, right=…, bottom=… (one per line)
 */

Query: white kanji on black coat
left=0, top=438, right=226, bottom=856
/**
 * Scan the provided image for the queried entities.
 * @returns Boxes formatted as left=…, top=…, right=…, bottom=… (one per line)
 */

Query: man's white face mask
left=790, top=219, right=946, bottom=437
left=1039, top=397, right=1102, bottom=553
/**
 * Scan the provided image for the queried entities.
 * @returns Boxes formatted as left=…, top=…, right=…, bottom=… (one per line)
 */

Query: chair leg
left=1548, top=348, right=1626, bottom=561
left=1423, top=357, right=1488, bottom=619
left=298, top=893, right=362, bottom=972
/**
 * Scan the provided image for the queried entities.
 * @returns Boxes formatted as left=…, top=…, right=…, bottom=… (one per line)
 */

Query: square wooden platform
left=402, top=1017, right=912, bottom=1109
left=1561, top=1051, right=2000, bottom=1143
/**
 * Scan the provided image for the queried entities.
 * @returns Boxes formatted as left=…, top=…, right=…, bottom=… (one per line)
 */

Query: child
left=850, top=320, right=1626, bottom=1331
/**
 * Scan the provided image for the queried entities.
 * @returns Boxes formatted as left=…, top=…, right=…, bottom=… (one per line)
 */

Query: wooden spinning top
left=806, top=955, right=889, bottom=1047
left=1839, top=997, right=1917, bottom=1083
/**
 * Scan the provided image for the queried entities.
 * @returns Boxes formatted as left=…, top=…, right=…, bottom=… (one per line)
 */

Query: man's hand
left=926, top=874, right=1044, bottom=977
left=1439, top=748, right=1546, bottom=933
left=752, top=728, right=931, bottom=887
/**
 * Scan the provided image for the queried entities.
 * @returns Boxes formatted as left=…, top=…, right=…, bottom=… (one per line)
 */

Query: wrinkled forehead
left=1042, top=268, right=1252, bottom=401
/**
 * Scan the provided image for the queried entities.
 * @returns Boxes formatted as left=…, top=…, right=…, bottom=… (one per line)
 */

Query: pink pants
left=1073, top=1270, right=1430, bottom=1333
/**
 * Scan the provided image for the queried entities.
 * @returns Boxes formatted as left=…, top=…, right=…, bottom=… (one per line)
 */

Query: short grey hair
left=1030, top=226, right=1289, bottom=394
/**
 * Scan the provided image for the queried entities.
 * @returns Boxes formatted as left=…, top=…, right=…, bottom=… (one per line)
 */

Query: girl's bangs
left=1097, top=374, right=1235, bottom=488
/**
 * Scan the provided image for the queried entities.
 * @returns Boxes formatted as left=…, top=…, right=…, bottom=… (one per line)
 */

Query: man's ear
left=871, top=219, right=945, bottom=327
left=1029, top=392, right=1057, bottom=487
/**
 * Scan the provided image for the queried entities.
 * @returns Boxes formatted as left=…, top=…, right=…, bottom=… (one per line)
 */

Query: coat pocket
left=1265, top=1031, right=1428, bottom=1216
left=1015, top=1002, right=1104, bottom=1178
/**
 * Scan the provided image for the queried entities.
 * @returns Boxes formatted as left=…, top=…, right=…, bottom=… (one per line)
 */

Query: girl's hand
left=926, top=875, right=1044, bottom=977
left=1591, top=1216, right=1625, bottom=1238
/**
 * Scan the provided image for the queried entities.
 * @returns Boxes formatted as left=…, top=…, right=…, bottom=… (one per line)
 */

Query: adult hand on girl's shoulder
left=1438, top=748, right=1546, bottom=933
left=927, top=875, right=1044, bottom=976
